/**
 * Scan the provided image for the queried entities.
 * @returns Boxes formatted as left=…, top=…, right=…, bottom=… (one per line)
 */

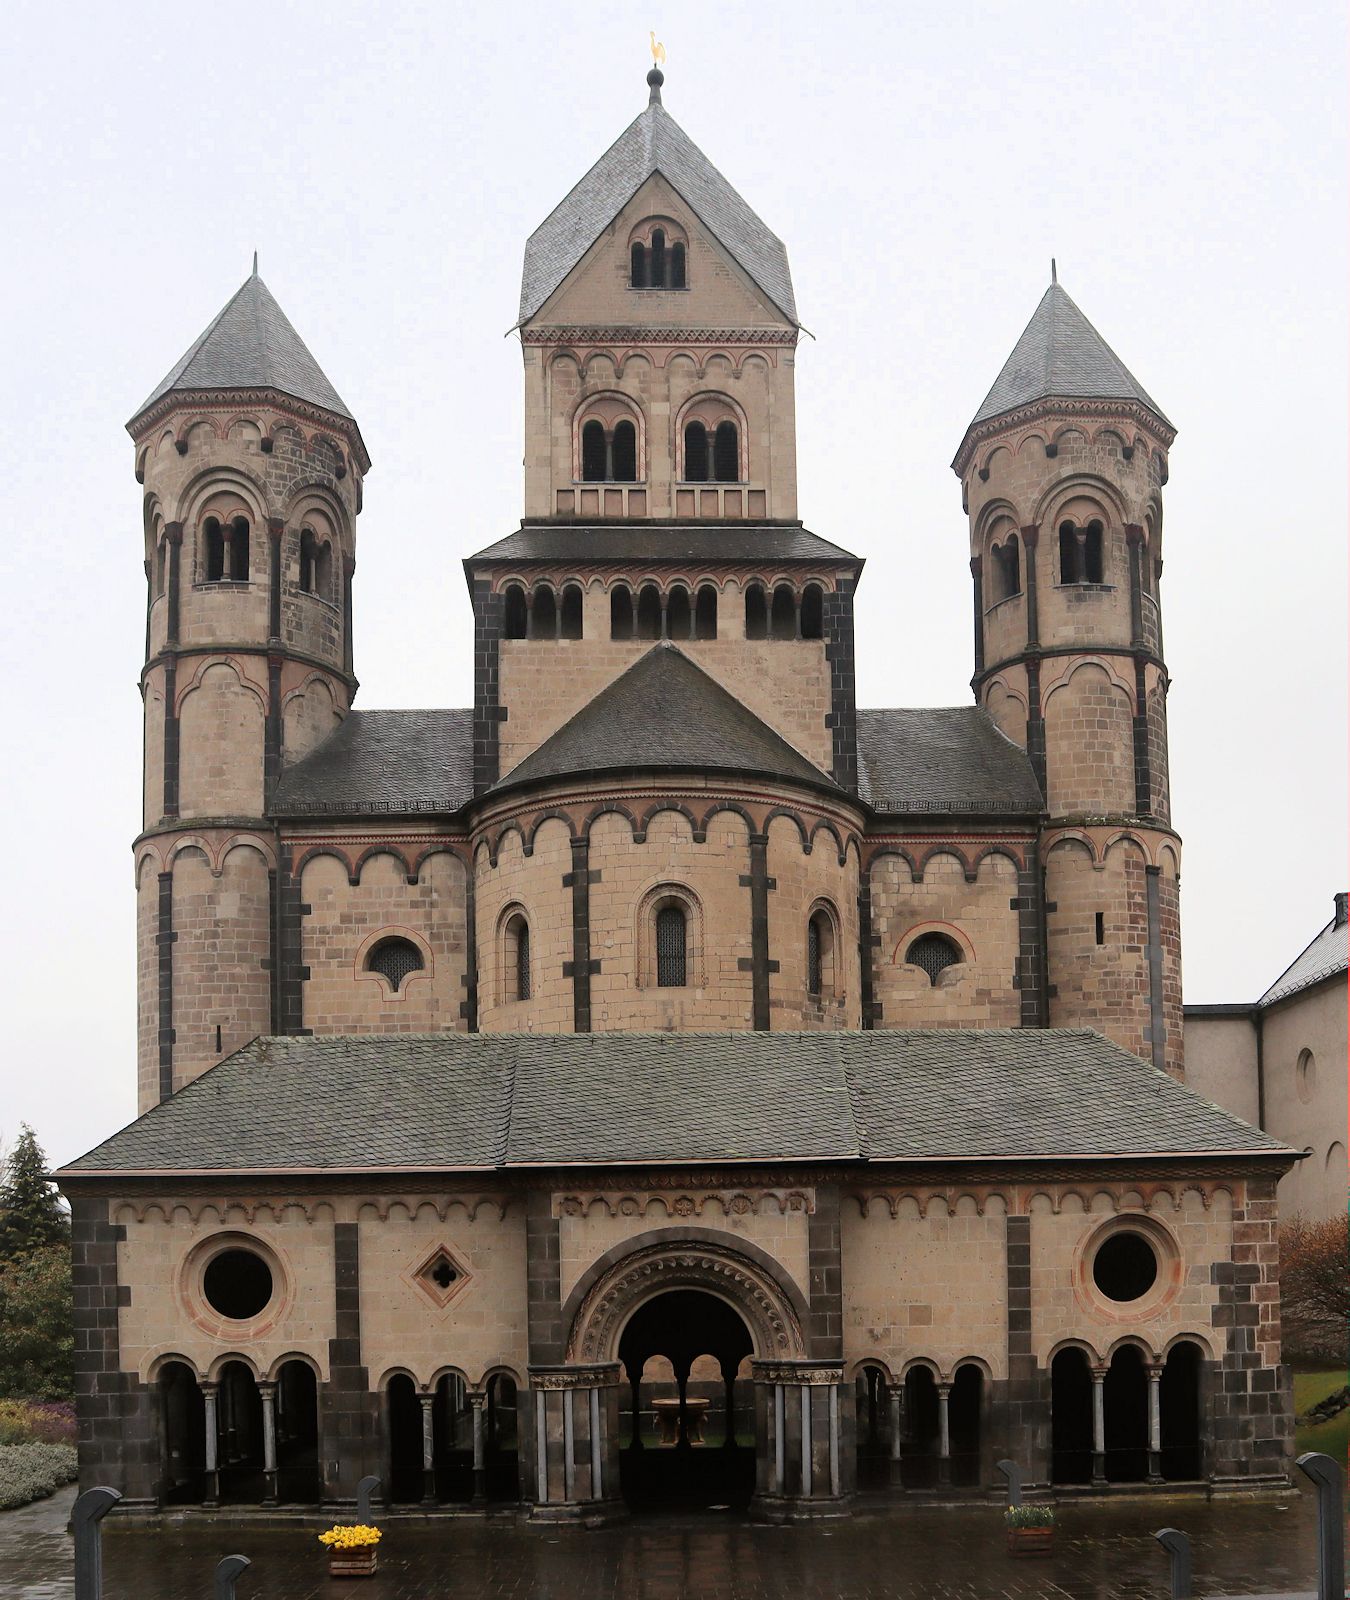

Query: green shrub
left=0, top=1442, right=78, bottom=1510
left=1004, top=1503, right=1056, bottom=1528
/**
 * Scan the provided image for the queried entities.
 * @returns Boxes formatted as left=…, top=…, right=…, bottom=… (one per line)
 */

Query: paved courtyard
left=0, top=1484, right=1335, bottom=1600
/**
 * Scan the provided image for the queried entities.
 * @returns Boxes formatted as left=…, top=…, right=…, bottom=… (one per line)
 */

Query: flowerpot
left=329, top=1549, right=378, bottom=1578
left=1006, top=1526, right=1054, bottom=1557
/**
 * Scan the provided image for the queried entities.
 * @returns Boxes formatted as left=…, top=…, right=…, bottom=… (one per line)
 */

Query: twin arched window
left=203, top=516, right=250, bottom=582
left=503, top=582, right=583, bottom=641
left=609, top=582, right=717, bottom=641
left=989, top=533, right=1021, bottom=604
left=683, top=420, right=739, bottom=483
left=744, top=582, right=825, bottom=641
left=631, top=225, right=687, bottom=290
left=299, top=529, right=333, bottom=598
left=581, top=418, right=638, bottom=482
left=1058, top=519, right=1105, bottom=585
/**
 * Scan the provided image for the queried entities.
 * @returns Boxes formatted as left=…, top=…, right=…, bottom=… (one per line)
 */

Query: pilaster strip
left=156, top=870, right=175, bottom=1104
left=806, top=1185, right=843, bottom=1357
left=567, top=837, right=594, bottom=1033
left=165, top=524, right=182, bottom=648
left=526, top=1191, right=564, bottom=1364
left=824, top=579, right=859, bottom=792
left=746, top=833, right=773, bottom=1031
left=267, top=518, right=284, bottom=643
left=276, top=848, right=310, bottom=1036
left=1132, top=657, right=1153, bottom=818
left=161, top=661, right=179, bottom=820
left=1013, top=863, right=1048, bottom=1028
left=969, top=556, right=984, bottom=674
left=858, top=867, right=879, bottom=1029
left=342, top=555, right=355, bottom=681
left=264, top=655, right=283, bottom=802
left=323, top=1222, right=376, bottom=1500
left=1145, top=864, right=1166, bottom=1073
left=472, top=578, right=504, bottom=794
left=1020, top=525, right=1040, bottom=648
left=1024, top=658, right=1046, bottom=798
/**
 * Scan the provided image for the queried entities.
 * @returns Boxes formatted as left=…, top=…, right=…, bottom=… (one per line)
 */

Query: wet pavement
left=0, top=1483, right=1336, bottom=1600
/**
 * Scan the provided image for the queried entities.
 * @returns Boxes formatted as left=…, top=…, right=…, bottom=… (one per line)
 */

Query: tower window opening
left=610, top=584, right=634, bottom=640
left=227, top=517, right=250, bottom=581
left=770, top=582, right=797, bottom=640
left=631, top=222, right=688, bottom=288
left=905, top=932, right=962, bottom=984
left=800, top=583, right=824, bottom=639
left=611, top=420, right=637, bottom=482
left=744, top=583, right=768, bottom=640
left=1095, top=912, right=1105, bottom=946
left=991, top=535, right=1021, bottom=602
left=506, top=913, right=531, bottom=1003
left=684, top=421, right=710, bottom=482
left=655, top=904, right=687, bottom=988
left=504, top=583, right=528, bottom=640
left=671, top=241, right=686, bottom=288
left=529, top=585, right=557, bottom=639
left=713, top=420, right=739, bottom=482
left=560, top=583, right=583, bottom=640
left=1084, top=520, right=1104, bottom=582
left=650, top=228, right=666, bottom=287
left=666, top=585, right=692, bottom=640
left=695, top=583, right=718, bottom=640
left=1059, top=520, right=1105, bottom=585
left=367, top=936, right=424, bottom=992
left=204, top=518, right=226, bottom=582
left=636, top=583, right=662, bottom=640
left=630, top=240, right=647, bottom=288
left=581, top=419, right=607, bottom=482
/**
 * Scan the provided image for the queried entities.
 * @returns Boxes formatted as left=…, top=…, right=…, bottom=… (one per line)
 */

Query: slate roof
left=59, top=1028, right=1291, bottom=1177
left=1258, top=905, right=1349, bottom=1009
left=518, top=79, right=797, bottom=326
left=133, top=271, right=354, bottom=424
left=497, top=643, right=835, bottom=794
left=856, top=708, right=1043, bottom=814
left=270, top=709, right=474, bottom=817
left=967, top=282, right=1168, bottom=432
left=467, top=523, right=858, bottom=567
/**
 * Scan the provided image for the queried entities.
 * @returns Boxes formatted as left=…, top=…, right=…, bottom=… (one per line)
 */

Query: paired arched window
left=1058, top=519, right=1105, bottom=584
left=504, top=912, right=531, bottom=1003
left=502, top=582, right=584, bottom=641
left=683, top=420, right=740, bottom=483
left=366, top=936, right=424, bottom=992
left=807, top=906, right=838, bottom=1000
left=608, top=582, right=718, bottom=641
left=299, top=529, right=333, bottom=598
left=905, top=932, right=962, bottom=984
left=743, top=581, right=825, bottom=641
left=655, top=904, right=687, bottom=988
left=203, top=515, right=250, bottom=582
left=989, top=533, right=1021, bottom=603
left=630, top=223, right=687, bottom=290
left=581, top=417, right=638, bottom=483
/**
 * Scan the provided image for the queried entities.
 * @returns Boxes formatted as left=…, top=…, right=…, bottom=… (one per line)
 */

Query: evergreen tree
left=0, top=1125, right=69, bottom=1263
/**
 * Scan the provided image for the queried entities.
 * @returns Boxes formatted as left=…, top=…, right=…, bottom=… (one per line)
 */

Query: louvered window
left=655, top=905, right=687, bottom=988
left=368, top=937, right=423, bottom=992
left=905, top=933, right=961, bottom=985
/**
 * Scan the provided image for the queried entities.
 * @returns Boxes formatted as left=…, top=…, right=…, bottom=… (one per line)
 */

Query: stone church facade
left=60, top=69, right=1295, bottom=1520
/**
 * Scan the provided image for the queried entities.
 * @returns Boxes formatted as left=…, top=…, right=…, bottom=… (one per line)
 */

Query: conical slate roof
left=518, top=74, right=796, bottom=327
left=497, top=642, right=833, bottom=793
left=133, top=271, right=353, bottom=423
left=968, top=282, right=1168, bottom=431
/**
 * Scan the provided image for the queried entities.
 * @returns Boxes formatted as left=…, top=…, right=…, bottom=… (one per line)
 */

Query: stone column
left=469, top=1391, right=488, bottom=1503
left=936, top=1381, right=952, bottom=1487
left=201, top=1383, right=219, bottom=1507
left=773, top=1382, right=786, bottom=1493
left=751, top=1359, right=846, bottom=1518
left=1147, top=1366, right=1163, bottom=1483
left=562, top=1388, right=576, bottom=1502
left=259, top=1382, right=278, bottom=1506
left=589, top=1388, right=603, bottom=1501
left=527, top=1363, right=622, bottom=1519
left=887, top=1384, right=904, bottom=1488
left=799, top=1383, right=812, bottom=1497
left=419, top=1394, right=435, bottom=1504
left=1091, top=1368, right=1107, bottom=1486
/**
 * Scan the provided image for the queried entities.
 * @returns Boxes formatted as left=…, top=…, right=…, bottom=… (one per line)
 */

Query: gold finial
left=649, top=30, right=666, bottom=66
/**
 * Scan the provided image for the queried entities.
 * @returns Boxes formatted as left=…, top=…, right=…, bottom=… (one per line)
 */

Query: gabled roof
left=966, top=281, right=1169, bottom=433
left=518, top=74, right=797, bottom=327
left=270, top=709, right=473, bottom=817
left=132, top=270, right=354, bottom=426
left=58, top=1028, right=1292, bottom=1178
left=498, top=642, right=835, bottom=794
left=1258, top=900, right=1349, bottom=1009
left=856, top=707, right=1043, bottom=815
left=467, top=523, right=857, bottom=567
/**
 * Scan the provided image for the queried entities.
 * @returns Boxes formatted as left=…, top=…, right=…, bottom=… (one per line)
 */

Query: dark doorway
left=216, top=1361, right=265, bottom=1503
left=949, top=1363, right=983, bottom=1487
left=433, top=1373, right=474, bottom=1502
left=1051, top=1348, right=1093, bottom=1484
left=1160, top=1342, right=1202, bottom=1480
left=274, top=1360, right=320, bottom=1503
left=158, top=1361, right=206, bottom=1505
left=900, top=1366, right=939, bottom=1489
left=1104, top=1345, right=1148, bottom=1482
left=486, top=1372, right=520, bottom=1501
left=618, top=1288, right=754, bottom=1511
left=386, top=1374, right=424, bottom=1504
left=854, top=1365, right=890, bottom=1488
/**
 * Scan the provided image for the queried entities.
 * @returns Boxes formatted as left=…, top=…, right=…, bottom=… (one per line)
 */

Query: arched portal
left=385, top=1374, right=424, bottom=1504
left=1104, top=1345, right=1148, bottom=1482
left=274, top=1359, right=320, bottom=1503
left=485, top=1372, right=520, bottom=1501
left=1160, top=1341, right=1202, bottom=1480
left=853, top=1364, right=890, bottom=1488
left=900, top=1366, right=940, bottom=1488
left=1051, top=1348, right=1093, bottom=1484
left=216, top=1360, right=264, bottom=1503
left=617, top=1288, right=754, bottom=1510
left=948, top=1363, right=983, bottom=1487
left=158, top=1361, right=206, bottom=1505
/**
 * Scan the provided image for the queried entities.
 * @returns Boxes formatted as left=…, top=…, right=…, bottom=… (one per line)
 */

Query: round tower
left=129, top=266, right=368, bottom=1110
left=953, top=277, right=1182, bottom=1077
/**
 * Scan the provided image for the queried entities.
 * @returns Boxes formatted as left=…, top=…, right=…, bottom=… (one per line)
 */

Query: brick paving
left=0, top=1484, right=1332, bottom=1600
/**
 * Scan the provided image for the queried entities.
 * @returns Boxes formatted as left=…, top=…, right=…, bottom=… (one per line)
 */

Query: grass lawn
left=1292, top=1368, right=1349, bottom=1464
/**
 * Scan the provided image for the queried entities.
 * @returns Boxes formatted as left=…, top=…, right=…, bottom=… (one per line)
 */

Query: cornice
left=128, top=387, right=371, bottom=475
left=521, top=326, right=798, bottom=347
left=952, top=395, right=1176, bottom=477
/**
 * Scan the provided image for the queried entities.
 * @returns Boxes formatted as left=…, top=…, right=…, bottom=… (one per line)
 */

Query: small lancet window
left=581, top=420, right=607, bottom=483
left=560, top=584, right=583, bottom=640
left=770, top=583, right=797, bottom=640
left=666, top=585, right=692, bottom=640
left=636, top=583, right=662, bottom=640
left=506, top=914, right=531, bottom=1002
left=504, top=583, right=528, bottom=640
left=529, top=585, right=557, bottom=639
left=367, top=937, right=424, bottom=992
left=744, top=583, right=768, bottom=640
left=695, top=583, right=718, bottom=640
left=905, top=932, right=962, bottom=985
left=650, top=228, right=666, bottom=287
left=684, top=421, right=709, bottom=483
left=800, top=583, right=824, bottom=640
left=204, top=517, right=226, bottom=582
left=610, top=585, right=634, bottom=640
left=611, top=420, right=637, bottom=483
left=655, top=904, right=687, bottom=988
left=713, top=421, right=739, bottom=483
left=630, top=240, right=647, bottom=289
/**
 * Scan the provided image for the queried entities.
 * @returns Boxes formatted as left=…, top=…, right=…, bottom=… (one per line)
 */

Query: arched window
left=650, top=228, right=666, bottom=287
left=905, top=932, right=962, bottom=984
left=504, top=583, right=528, bottom=640
left=990, top=535, right=1021, bottom=603
left=505, top=913, right=531, bottom=1003
left=1058, top=520, right=1105, bottom=585
left=204, top=517, right=226, bottom=582
left=770, top=583, right=797, bottom=640
left=228, top=517, right=249, bottom=581
left=713, top=421, right=739, bottom=483
left=800, top=583, right=824, bottom=640
left=560, top=583, right=583, bottom=640
left=1084, top=520, right=1104, bottom=582
left=666, top=585, right=691, bottom=640
left=299, top=530, right=317, bottom=594
left=315, top=539, right=333, bottom=598
left=655, top=904, right=687, bottom=988
left=581, top=420, right=607, bottom=483
left=611, top=421, right=637, bottom=483
left=610, top=584, right=634, bottom=640
left=630, top=221, right=689, bottom=289
left=684, top=421, right=710, bottom=483
left=695, top=583, right=718, bottom=640
left=367, top=937, right=424, bottom=992
left=529, top=585, right=557, bottom=639
left=671, top=242, right=686, bottom=288
left=744, top=583, right=768, bottom=640
left=807, top=908, right=837, bottom=999
left=630, top=240, right=647, bottom=289
left=636, top=583, right=662, bottom=640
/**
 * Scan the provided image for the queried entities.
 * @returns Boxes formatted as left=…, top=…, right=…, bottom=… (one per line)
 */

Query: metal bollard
left=73, top=1487, right=121, bottom=1600
left=995, top=1458, right=1023, bottom=1507
left=1296, top=1451, right=1345, bottom=1600
left=213, top=1555, right=250, bottom=1600
left=355, top=1474, right=382, bottom=1524
left=1153, top=1527, right=1192, bottom=1600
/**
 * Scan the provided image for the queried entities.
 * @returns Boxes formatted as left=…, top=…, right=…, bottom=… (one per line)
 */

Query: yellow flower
left=317, top=1523, right=381, bottom=1549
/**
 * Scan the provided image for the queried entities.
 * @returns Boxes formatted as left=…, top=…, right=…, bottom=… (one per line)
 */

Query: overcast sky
left=1, top=1, right=1344, bottom=1168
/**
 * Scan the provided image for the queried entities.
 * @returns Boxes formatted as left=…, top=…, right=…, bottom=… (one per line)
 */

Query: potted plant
left=1004, top=1503, right=1055, bottom=1555
left=317, top=1523, right=382, bottom=1578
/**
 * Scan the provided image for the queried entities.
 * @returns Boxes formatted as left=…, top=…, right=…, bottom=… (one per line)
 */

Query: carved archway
left=563, top=1230, right=808, bottom=1363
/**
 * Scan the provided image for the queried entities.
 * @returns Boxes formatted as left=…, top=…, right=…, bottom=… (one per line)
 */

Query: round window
left=1092, top=1231, right=1158, bottom=1302
left=202, top=1248, right=274, bottom=1320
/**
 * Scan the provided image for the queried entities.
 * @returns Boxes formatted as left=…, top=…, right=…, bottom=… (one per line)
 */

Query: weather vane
left=650, top=30, right=666, bottom=66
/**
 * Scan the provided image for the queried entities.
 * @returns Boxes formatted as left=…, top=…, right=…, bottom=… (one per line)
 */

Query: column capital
left=257, top=1380, right=277, bottom=1397
left=418, top=1392, right=436, bottom=1409
left=750, top=1358, right=843, bottom=1386
left=1124, top=522, right=1145, bottom=546
left=267, top=517, right=286, bottom=541
left=969, top=555, right=982, bottom=576
left=467, top=1390, right=488, bottom=1409
left=1019, top=523, right=1040, bottom=548
left=529, top=1361, right=622, bottom=1391
left=165, top=521, right=184, bottom=545
left=936, top=1380, right=953, bottom=1397
left=1091, top=1366, right=1108, bottom=1382
left=199, top=1379, right=218, bottom=1396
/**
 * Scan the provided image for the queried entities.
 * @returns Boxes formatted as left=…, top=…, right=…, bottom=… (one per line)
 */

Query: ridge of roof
left=132, top=271, right=354, bottom=426
left=518, top=96, right=797, bottom=326
left=965, top=282, right=1169, bottom=435
left=494, top=642, right=837, bottom=795
left=1258, top=910, right=1349, bottom=1008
